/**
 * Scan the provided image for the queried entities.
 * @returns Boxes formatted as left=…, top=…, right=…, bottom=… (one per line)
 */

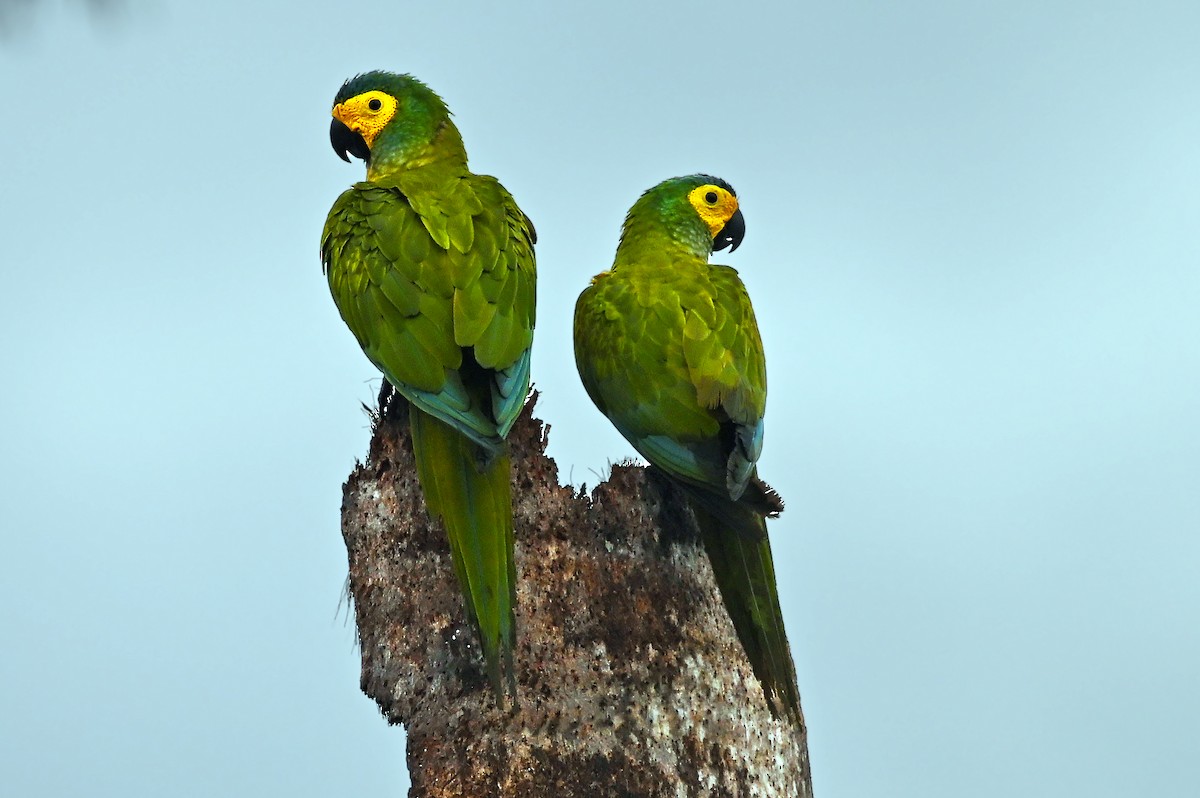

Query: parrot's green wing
left=322, top=174, right=534, bottom=698
left=322, top=178, right=534, bottom=449
left=575, top=240, right=798, bottom=721
left=574, top=261, right=774, bottom=511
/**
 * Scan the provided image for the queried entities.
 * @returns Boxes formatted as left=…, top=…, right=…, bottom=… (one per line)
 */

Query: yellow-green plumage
left=321, top=71, right=534, bottom=698
left=574, top=174, right=800, bottom=721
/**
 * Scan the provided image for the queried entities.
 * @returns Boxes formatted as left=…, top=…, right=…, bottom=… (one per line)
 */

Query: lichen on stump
left=340, top=394, right=812, bottom=796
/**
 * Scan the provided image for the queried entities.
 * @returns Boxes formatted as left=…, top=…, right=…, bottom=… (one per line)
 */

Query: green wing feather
left=575, top=253, right=799, bottom=721
left=574, top=259, right=766, bottom=498
left=323, top=173, right=534, bottom=699
left=323, top=179, right=534, bottom=447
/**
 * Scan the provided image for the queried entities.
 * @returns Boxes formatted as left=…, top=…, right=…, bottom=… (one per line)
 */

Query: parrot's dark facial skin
left=331, top=117, right=371, bottom=163
left=713, top=208, right=746, bottom=253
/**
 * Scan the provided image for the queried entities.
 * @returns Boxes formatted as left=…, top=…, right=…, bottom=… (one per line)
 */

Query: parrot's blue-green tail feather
left=410, top=408, right=517, bottom=701
left=691, top=500, right=802, bottom=723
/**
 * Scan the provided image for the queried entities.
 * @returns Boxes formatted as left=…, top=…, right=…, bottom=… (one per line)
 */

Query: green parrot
left=573, top=175, right=801, bottom=721
left=320, top=71, right=536, bottom=699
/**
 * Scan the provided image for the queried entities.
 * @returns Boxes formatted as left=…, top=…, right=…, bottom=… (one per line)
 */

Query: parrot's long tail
left=691, top=500, right=802, bottom=723
left=409, top=407, right=517, bottom=701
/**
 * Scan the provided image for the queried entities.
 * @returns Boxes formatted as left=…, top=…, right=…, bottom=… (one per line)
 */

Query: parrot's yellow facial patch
left=688, top=184, right=740, bottom=238
left=331, top=90, right=399, bottom=148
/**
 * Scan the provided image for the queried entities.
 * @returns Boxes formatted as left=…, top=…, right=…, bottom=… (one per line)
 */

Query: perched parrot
left=320, top=71, right=536, bottom=699
left=573, top=175, right=801, bottom=721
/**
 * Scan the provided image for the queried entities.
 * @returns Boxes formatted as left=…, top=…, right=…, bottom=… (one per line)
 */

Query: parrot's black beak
left=330, top=117, right=371, bottom=164
left=712, top=208, right=746, bottom=253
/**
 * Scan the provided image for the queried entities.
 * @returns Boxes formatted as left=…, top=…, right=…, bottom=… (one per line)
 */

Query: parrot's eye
left=704, top=191, right=719, bottom=204
left=368, top=98, right=383, bottom=111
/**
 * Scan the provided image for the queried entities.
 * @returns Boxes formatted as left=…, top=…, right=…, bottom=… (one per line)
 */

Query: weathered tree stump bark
left=340, top=395, right=812, bottom=796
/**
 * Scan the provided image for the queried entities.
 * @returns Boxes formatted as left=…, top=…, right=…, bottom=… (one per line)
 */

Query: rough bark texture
left=341, top=395, right=812, bottom=796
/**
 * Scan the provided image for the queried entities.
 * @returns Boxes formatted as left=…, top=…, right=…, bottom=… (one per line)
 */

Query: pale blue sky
left=2, top=1, right=1198, bottom=795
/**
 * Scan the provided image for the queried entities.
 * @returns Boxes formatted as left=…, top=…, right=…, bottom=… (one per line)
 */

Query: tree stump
left=340, top=395, right=812, bottom=796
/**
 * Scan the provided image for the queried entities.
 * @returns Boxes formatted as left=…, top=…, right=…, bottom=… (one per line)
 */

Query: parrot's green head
left=617, top=174, right=746, bottom=260
left=329, top=70, right=464, bottom=179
